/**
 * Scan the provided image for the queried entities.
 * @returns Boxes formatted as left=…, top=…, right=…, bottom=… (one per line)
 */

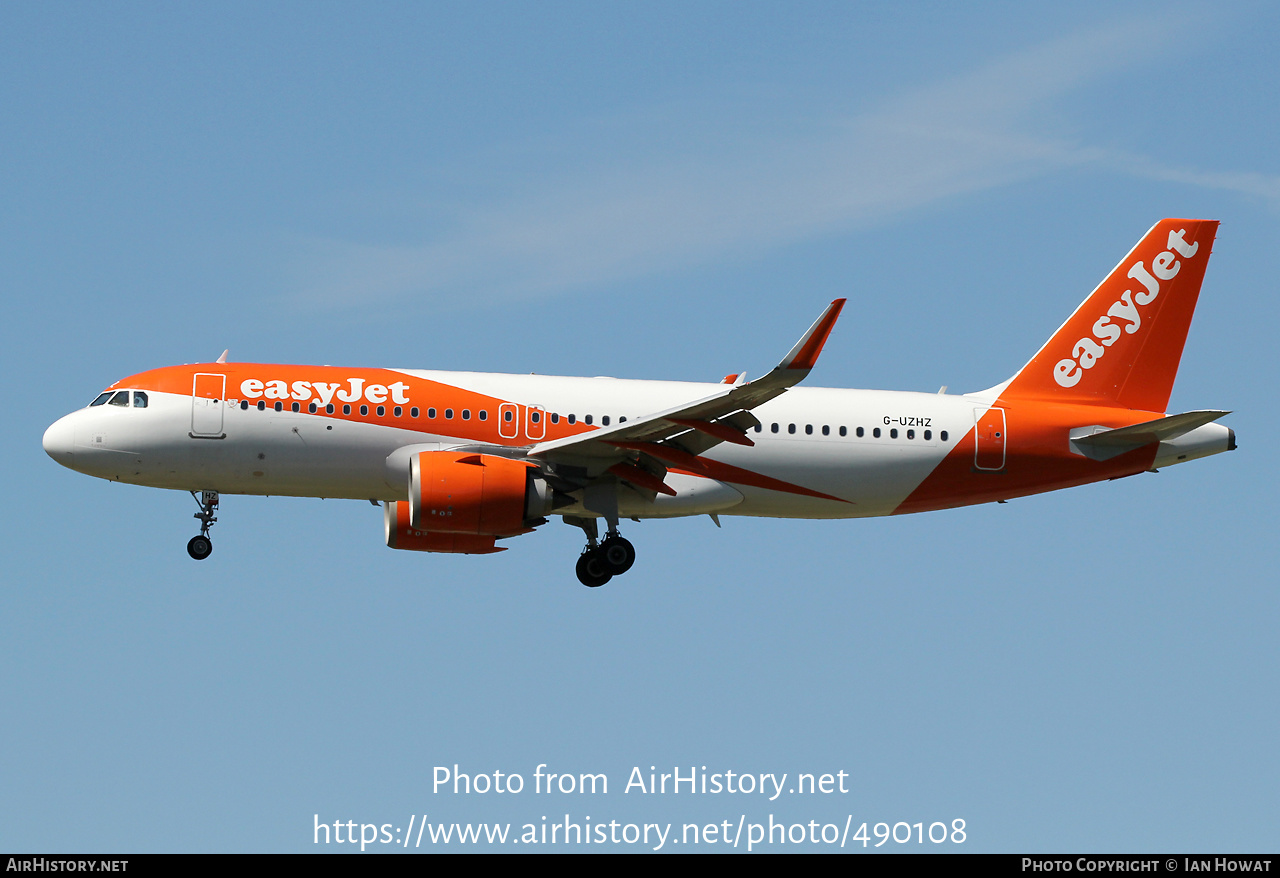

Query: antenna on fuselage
left=216, top=350, right=228, bottom=364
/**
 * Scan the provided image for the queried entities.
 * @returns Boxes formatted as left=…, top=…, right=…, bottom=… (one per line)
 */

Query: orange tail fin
left=999, top=219, right=1218, bottom=412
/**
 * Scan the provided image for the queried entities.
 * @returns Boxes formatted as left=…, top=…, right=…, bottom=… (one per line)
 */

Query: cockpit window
left=89, top=392, right=113, bottom=407
left=132, top=391, right=148, bottom=408
left=108, top=391, right=130, bottom=407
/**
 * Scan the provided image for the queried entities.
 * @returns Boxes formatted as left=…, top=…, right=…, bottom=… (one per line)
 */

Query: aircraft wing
left=529, top=299, right=845, bottom=491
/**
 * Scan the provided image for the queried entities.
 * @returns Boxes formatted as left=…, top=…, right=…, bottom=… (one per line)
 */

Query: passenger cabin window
left=274, top=402, right=283, bottom=412
left=478, top=410, right=487, bottom=421
left=585, top=415, right=593, bottom=425
left=258, top=400, right=266, bottom=411
left=410, top=407, right=420, bottom=418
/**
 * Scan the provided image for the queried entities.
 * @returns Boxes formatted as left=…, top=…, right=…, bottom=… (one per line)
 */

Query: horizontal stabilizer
left=1070, top=410, right=1231, bottom=460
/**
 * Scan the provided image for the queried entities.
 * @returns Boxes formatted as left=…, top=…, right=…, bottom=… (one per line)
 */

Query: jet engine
left=384, top=500, right=506, bottom=554
left=384, top=451, right=567, bottom=553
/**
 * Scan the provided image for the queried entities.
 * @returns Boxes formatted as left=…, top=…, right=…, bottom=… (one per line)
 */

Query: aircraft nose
left=43, top=414, right=75, bottom=463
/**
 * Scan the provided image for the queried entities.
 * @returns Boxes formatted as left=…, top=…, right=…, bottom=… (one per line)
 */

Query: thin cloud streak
left=288, top=15, right=1275, bottom=310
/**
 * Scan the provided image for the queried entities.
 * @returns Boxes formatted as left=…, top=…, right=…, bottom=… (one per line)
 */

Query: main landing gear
left=187, top=490, right=218, bottom=560
left=570, top=517, right=636, bottom=588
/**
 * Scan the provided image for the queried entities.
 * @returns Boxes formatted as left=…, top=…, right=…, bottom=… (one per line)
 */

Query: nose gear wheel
left=187, top=535, right=212, bottom=560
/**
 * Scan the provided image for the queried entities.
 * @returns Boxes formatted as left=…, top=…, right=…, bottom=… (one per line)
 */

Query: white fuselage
left=45, top=369, right=983, bottom=520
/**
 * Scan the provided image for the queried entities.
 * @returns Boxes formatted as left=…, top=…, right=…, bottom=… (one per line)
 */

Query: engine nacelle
left=408, top=451, right=549, bottom=536
left=384, top=501, right=505, bottom=554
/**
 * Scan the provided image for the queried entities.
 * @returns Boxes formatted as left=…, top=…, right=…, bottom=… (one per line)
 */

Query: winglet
left=779, top=299, right=845, bottom=371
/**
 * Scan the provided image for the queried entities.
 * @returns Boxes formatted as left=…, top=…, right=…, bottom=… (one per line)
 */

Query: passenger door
left=191, top=373, right=226, bottom=438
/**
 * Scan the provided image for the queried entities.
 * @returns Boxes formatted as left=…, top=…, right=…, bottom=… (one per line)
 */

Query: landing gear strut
left=187, top=490, right=218, bottom=560
left=568, top=516, right=636, bottom=587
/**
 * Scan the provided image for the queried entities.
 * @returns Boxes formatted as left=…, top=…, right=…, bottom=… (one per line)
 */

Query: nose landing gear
left=187, top=490, right=219, bottom=560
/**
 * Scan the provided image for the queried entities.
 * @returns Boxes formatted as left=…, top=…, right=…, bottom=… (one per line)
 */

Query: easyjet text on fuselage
left=238, top=377, right=412, bottom=407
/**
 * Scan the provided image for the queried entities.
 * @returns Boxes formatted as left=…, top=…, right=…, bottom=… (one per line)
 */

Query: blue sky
left=4, top=1, right=1278, bottom=852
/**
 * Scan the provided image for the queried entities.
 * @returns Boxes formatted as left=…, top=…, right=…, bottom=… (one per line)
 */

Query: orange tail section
left=998, top=219, right=1218, bottom=412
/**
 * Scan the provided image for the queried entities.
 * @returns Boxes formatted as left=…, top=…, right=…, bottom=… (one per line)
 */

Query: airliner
left=43, top=219, right=1234, bottom=586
